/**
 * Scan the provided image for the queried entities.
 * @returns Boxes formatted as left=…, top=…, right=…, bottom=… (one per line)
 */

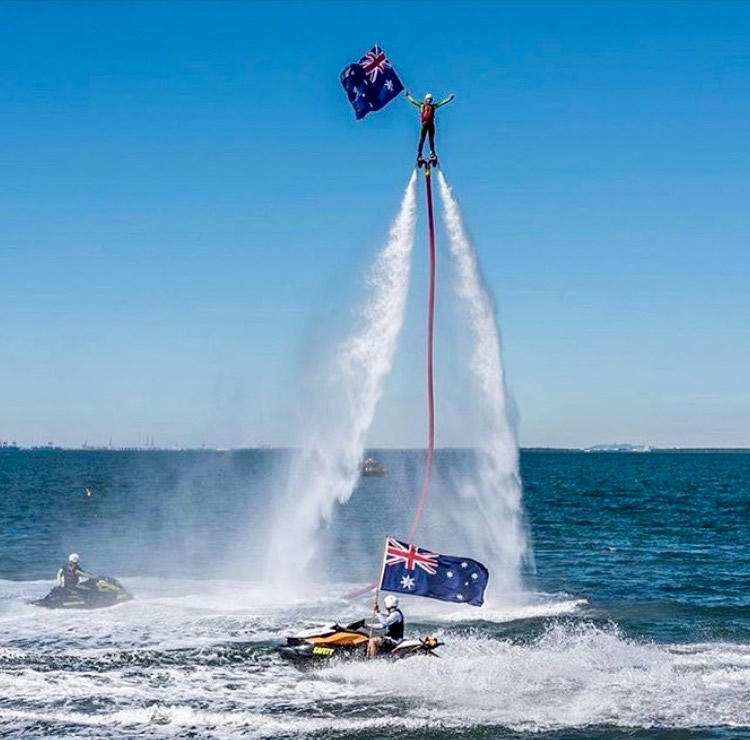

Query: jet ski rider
left=367, top=594, right=404, bottom=658
left=56, top=553, right=94, bottom=590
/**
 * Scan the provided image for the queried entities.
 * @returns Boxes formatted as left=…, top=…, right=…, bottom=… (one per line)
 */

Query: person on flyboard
left=405, top=90, right=455, bottom=166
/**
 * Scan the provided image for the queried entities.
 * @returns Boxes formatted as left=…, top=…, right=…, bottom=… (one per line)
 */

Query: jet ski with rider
left=32, top=552, right=133, bottom=610
left=277, top=594, right=442, bottom=667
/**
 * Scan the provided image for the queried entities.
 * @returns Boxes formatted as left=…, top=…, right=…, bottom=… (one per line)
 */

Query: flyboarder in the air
left=405, top=90, right=455, bottom=167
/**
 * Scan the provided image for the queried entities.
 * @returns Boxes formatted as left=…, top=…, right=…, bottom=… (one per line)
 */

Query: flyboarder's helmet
left=424, top=93, right=433, bottom=102
left=68, top=553, right=80, bottom=563
left=384, top=594, right=399, bottom=610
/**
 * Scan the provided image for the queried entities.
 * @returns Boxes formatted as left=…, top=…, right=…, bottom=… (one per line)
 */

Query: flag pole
left=368, top=536, right=389, bottom=642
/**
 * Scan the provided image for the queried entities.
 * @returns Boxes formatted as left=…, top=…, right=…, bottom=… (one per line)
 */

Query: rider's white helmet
left=384, top=594, right=399, bottom=609
left=68, top=553, right=79, bottom=563
left=424, top=93, right=433, bottom=102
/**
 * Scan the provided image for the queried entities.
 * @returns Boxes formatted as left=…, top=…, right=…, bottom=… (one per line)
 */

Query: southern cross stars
left=400, top=574, right=415, bottom=590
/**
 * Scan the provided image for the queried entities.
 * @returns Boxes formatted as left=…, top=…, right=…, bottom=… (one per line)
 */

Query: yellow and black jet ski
left=32, top=576, right=133, bottom=609
left=276, top=619, right=443, bottom=666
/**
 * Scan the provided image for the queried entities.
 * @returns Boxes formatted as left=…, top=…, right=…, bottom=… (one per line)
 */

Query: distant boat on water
left=582, top=443, right=652, bottom=453
left=359, top=457, right=388, bottom=477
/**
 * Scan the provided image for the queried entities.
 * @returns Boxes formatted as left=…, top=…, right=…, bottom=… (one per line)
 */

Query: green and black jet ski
left=32, top=576, right=133, bottom=609
left=277, top=619, right=443, bottom=667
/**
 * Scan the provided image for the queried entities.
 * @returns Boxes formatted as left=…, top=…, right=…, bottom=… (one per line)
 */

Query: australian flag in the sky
left=340, top=45, right=404, bottom=120
left=379, top=537, right=490, bottom=607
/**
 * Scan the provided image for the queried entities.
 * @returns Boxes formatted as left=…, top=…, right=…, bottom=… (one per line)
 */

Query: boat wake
left=1, top=578, right=748, bottom=737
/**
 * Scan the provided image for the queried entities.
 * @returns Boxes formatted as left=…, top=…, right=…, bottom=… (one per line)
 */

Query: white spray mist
left=266, top=172, right=418, bottom=586
left=436, top=170, right=531, bottom=601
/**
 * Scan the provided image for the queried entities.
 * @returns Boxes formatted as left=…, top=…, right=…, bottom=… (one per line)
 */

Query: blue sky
left=1, top=1, right=748, bottom=448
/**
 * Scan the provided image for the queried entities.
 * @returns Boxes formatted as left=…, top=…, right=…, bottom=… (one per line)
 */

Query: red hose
left=408, top=165, right=436, bottom=544
left=346, top=166, right=435, bottom=598
left=346, top=165, right=438, bottom=599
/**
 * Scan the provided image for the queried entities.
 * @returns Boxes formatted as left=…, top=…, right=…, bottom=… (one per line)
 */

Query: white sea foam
left=440, top=597, right=587, bottom=623
left=322, top=623, right=750, bottom=732
left=2, top=579, right=750, bottom=737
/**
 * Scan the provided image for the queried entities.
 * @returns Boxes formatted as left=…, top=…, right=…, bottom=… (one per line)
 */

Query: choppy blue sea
left=1, top=449, right=749, bottom=738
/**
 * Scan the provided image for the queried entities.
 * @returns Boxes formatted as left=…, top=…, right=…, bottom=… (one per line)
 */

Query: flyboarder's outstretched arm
left=435, top=93, right=455, bottom=108
left=404, top=91, right=421, bottom=107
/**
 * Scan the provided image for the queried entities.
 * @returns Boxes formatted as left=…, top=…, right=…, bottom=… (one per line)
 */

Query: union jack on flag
left=379, top=536, right=490, bottom=607
left=384, top=537, right=439, bottom=575
left=359, top=46, right=392, bottom=83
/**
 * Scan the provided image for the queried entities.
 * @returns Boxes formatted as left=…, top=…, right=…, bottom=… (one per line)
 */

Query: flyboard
left=416, top=152, right=439, bottom=170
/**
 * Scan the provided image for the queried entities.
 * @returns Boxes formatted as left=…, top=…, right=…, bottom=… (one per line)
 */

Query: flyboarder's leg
left=417, top=125, right=428, bottom=159
left=428, top=123, right=436, bottom=156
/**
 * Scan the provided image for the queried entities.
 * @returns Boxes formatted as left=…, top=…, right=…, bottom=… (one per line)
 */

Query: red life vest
left=420, top=102, right=435, bottom=124
left=63, top=561, right=80, bottom=587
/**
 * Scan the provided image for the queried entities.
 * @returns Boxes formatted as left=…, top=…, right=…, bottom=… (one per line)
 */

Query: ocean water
left=1, top=449, right=749, bottom=738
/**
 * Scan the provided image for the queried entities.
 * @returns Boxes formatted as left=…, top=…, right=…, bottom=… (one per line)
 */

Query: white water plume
left=436, top=170, right=530, bottom=600
left=266, top=172, right=418, bottom=584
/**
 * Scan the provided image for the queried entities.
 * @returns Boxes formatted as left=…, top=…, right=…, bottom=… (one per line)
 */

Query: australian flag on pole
left=340, top=45, right=404, bottom=120
left=379, top=537, right=490, bottom=606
